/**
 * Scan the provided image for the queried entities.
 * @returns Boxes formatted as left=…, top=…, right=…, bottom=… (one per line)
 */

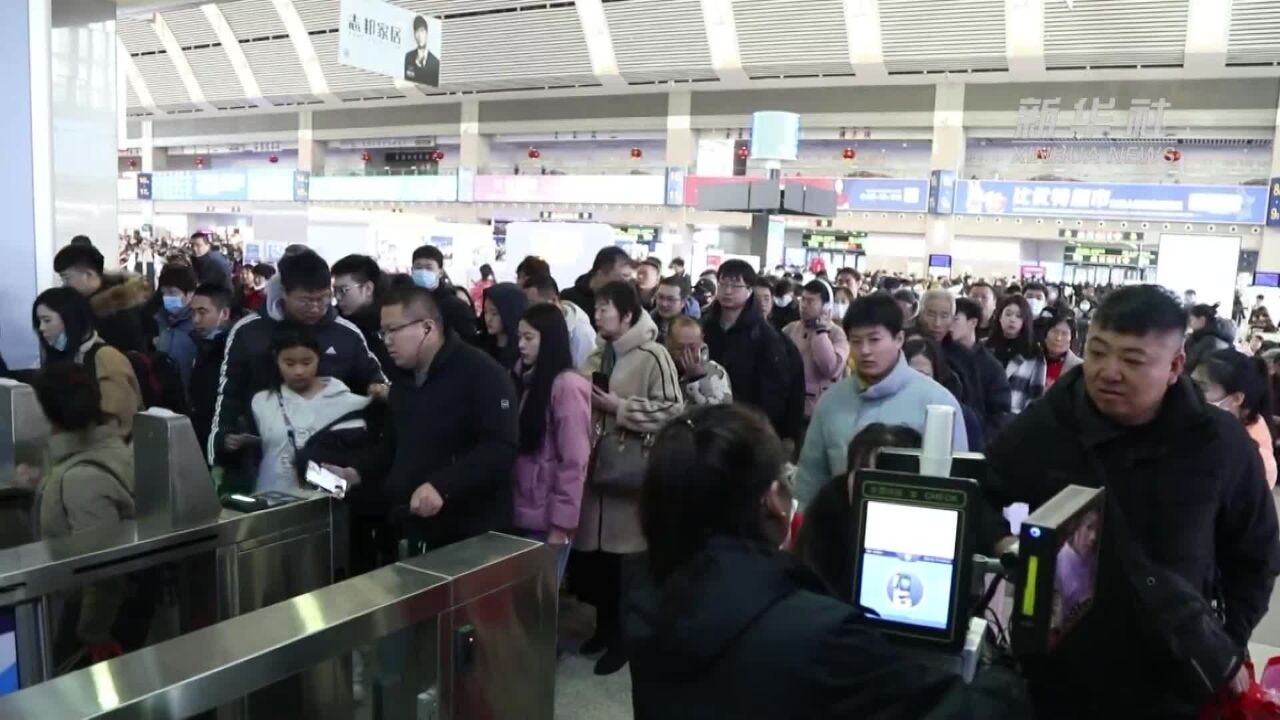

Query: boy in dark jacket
left=188, top=283, right=232, bottom=455
left=54, top=244, right=152, bottom=353
left=209, top=251, right=385, bottom=465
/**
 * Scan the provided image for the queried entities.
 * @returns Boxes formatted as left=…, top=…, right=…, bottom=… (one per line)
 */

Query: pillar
left=666, top=91, right=697, bottom=265
left=297, top=110, right=325, bottom=174
left=459, top=99, right=489, bottom=173
left=1259, top=95, right=1280, bottom=272
left=927, top=83, right=967, bottom=260
left=0, top=0, right=118, bottom=368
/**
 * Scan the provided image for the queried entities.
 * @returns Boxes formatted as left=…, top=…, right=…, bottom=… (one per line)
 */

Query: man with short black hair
left=189, top=231, right=233, bottom=289
left=795, top=292, right=967, bottom=506
left=968, top=280, right=998, bottom=336
left=835, top=267, right=861, bottom=297
left=668, top=257, right=686, bottom=277
left=332, top=254, right=391, bottom=372
left=209, top=250, right=386, bottom=466
left=327, top=286, right=518, bottom=552
left=561, top=246, right=635, bottom=326
left=1023, top=281, right=1049, bottom=319
left=69, top=235, right=93, bottom=247
left=515, top=255, right=551, bottom=287
left=636, top=257, right=662, bottom=311
left=652, top=275, right=691, bottom=343
left=409, top=245, right=478, bottom=343
left=155, top=263, right=200, bottom=387
left=782, top=280, right=849, bottom=419
left=983, top=285, right=1280, bottom=716
left=188, top=283, right=233, bottom=452
left=54, top=243, right=151, bottom=353
left=703, top=260, right=795, bottom=441
left=522, top=274, right=596, bottom=368
left=948, top=296, right=1012, bottom=435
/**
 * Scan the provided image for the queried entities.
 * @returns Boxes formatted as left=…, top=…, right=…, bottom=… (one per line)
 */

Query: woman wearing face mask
left=32, top=288, right=142, bottom=438
left=154, top=263, right=199, bottom=388
left=1184, top=303, right=1236, bottom=376
left=664, top=316, right=732, bottom=406
left=625, top=404, right=1029, bottom=719
left=511, top=303, right=592, bottom=579
left=832, top=287, right=854, bottom=325
left=986, top=294, right=1045, bottom=414
left=1192, top=348, right=1276, bottom=489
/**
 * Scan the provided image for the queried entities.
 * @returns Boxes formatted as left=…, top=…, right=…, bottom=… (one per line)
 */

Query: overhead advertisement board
left=682, top=176, right=928, bottom=212
left=953, top=179, right=1267, bottom=224
left=339, top=0, right=442, bottom=86
left=473, top=175, right=666, bottom=205
left=308, top=175, right=457, bottom=203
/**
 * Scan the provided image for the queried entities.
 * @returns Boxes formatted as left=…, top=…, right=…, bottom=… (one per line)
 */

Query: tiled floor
left=554, top=489, right=1280, bottom=719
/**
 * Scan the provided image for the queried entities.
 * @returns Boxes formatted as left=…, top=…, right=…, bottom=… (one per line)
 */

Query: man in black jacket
left=187, top=283, right=232, bottom=456
left=332, top=254, right=392, bottom=372
left=409, top=245, right=478, bottom=344
left=560, top=246, right=635, bottom=328
left=54, top=244, right=151, bottom=353
left=703, top=260, right=795, bottom=443
left=947, top=296, right=1012, bottom=437
left=190, top=232, right=233, bottom=290
left=982, top=285, right=1280, bottom=717
left=209, top=250, right=385, bottom=465
left=328, top=286, right=518, bottom=552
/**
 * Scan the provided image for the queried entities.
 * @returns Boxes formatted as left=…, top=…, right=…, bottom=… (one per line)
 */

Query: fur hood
left=90, top=273, right=151, bottom=318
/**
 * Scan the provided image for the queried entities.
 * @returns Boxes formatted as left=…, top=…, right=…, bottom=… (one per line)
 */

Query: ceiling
left=118, top=0, right=1280, bottom=119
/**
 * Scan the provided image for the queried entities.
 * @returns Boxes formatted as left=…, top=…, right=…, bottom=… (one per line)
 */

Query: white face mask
left=774, top=295, right=793, bottom=308
left=1027, top=298, right=1046, bottom=317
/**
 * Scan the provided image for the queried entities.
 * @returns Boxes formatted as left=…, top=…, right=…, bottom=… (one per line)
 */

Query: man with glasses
left=209, top=250, right=386, bottom=466
left=325, top=286, right=517, bottom=553
left=652, top=275, right=692, bottom=343
left=332, top=254, right=392, bottom=372
left=703, top=259, right=798, bottom=445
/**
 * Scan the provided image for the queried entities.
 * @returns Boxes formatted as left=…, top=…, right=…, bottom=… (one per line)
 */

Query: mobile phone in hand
left=592, top=372, right=609, bottom=392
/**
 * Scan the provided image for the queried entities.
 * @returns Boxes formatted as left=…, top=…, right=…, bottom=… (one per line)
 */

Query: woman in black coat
left=624, top=404, right=1029, bottom=720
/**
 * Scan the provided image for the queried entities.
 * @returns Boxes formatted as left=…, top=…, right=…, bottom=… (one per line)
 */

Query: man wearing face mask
left=188, top=283, right=232, bottom=454
left=1023, top=282, right=1051, bottom=321
left=155, top=264, right=199, bottom=388
left=770, top=279, right=799, bottom=332
left=410, top=245, right=479, bottom=344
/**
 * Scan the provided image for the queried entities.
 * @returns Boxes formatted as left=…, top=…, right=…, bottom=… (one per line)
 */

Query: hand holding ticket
left=305, top=461, right=348, bottom=498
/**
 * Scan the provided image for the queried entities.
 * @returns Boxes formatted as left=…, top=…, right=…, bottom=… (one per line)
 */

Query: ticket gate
left=0, top=380, right=51, bottom=548
left=0, top=405, right=346, bottom=696
left=0, top=533, right=558, bottom=720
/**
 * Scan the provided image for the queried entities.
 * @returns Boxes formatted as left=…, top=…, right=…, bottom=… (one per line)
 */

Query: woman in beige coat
left=577, top=281, right=682, bottom=675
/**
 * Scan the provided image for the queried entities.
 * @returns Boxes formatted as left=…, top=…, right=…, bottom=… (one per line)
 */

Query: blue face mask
left=162, top=295, right=186, bottom=314
left=412, top=268, right=439, bottom=290
left=52, top=333, right=67, bottom=352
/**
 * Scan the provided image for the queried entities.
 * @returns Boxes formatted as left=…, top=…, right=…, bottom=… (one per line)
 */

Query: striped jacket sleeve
left=207, top=315, right=256, bottom=466
left=617, top=343, right=685, bottom=434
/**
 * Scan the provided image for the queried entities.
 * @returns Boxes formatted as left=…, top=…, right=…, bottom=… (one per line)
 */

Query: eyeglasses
left=291, top=293, right=332, bottom=310
left=378, top=319, right=425, bottom=342
left=719, top=282, right=750, bottom=292
left=333, top=284, right=363, bottom=299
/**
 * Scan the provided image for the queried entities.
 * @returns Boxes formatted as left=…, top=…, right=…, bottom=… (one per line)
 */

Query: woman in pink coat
left=512, top=303, right=593, bottom=578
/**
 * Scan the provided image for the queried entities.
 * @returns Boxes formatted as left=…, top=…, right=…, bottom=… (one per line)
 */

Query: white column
left=927, top=83, right=967, bottom=257
left=297, top=110, right=325, bottom=174
left=1260, top=97, right=1280, bottom=272
left=0, top=0, right=118, bottom=368
left=459, top=99, right=490, bottom=173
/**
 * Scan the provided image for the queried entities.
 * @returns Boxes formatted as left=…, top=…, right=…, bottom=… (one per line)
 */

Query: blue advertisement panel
left=150, top=171, right=249, bottom=202
left=136, top=173, right=152, bottom=200
left=953, top=179, right=1267, bottom=224
left=1267, top=178, right=1280, bottom=228
left=928, top=170, right=955, bottom=215
left=293, top=171, right=311, bottom=202
left=839, top=178, right=929, bottom=212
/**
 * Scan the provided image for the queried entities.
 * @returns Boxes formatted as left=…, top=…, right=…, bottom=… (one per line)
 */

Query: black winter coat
left=624, top=537, right=1030, bottom=720
left=559, top=273, right=596, bottom=328
left=942, top=337, right=1011, bottom=437
left=357, top=334, right=518, bottom=551
left=702, top=300, right=793, bottom=439
left=982, top=366, right=1280, bottom=717
left=1183, top=316, right=1235, bottom=376
left=188, top=330, right=227, bottom=453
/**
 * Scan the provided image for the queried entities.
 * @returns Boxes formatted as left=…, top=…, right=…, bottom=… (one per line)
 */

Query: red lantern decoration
left=528, top=147, right=541, bottom=160
left=268, top=154, right=279, bottom=164
left=736, top=145, right=750, bottom=160
left=841, top=147, right=855, bottom=160
left=1164, top=147, right=1182, bottom=162
left=431, top=150, right=445, bottom=162
left=360, top=151, right=371, bottom=162
left=127, top=158, right=137, bottom=169
left=630, top=147, right=643, bottom=159
left=1035, top=147, right=1051, bottom=160
left=194, top=156, right=205, bottom=168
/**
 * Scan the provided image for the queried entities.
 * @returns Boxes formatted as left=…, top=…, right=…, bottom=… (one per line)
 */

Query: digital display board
left=802, top=231, right=867, bottom=252
left=1063, top=244, right=1158, bottom=267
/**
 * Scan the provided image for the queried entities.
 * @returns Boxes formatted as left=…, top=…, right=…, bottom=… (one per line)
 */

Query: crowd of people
left=11, top=232, right=1280, bottom=717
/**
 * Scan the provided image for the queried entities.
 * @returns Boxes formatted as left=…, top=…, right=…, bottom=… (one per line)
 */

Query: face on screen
left=1049, top=508, right=1102, bottom=649
left=857, top=501, right=958, bottom=633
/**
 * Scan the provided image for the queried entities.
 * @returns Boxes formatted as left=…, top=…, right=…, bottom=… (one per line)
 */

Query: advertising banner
left=340, top=0, right=441, bottom=86
left=150, top=171, right=247, bottom=202
left=293, top=171, right=311, bottom=202
left=928, top=170, right=956, bottom=215
left=473, top=175, right=666, bottom=205
left=682, top=176, right=928, bottom=212
left=1267, top=178, right=1280, bottom=228
left=953, top=179, right=1267, bottom=224
left=308, top=175, right=457, bottom=203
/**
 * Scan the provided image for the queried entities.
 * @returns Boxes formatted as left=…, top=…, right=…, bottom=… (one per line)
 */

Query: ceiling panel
left=241, top=38, right=314, bottom=99
left=184, top=45, right=245, bottom=102
left=605, top=0, right=716, bottom=83
left=736, top=0, right=852, bottom=78
left=432, top=5, right=596, bottom=88
left=294, top=0, right=340, bottom=32
left=879, top=0, right=1007, bottom=73
left=162, top=7, right=215, bottom=47
left=221, top=0, right=288, bottom=38
left=1228, top=0, right=1280, bottom=65
left=1045, top=0, right=1188, bottom=69
left=133, top=52, right=192, bottom=107
left=118, top=17, right=164, bottom=55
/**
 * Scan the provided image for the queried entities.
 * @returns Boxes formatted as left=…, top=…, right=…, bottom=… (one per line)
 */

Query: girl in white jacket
left=250, top=328, right=371, bottom=494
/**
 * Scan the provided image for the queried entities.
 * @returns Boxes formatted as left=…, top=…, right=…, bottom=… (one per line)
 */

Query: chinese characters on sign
left=1015, top=97, right=1172, bottom=139
left=347, top=13, right=402, bottom=46
left=954, top=180, right=1268, bottom=224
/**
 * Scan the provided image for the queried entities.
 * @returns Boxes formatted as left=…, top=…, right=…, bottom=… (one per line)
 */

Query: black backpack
left=86, top=343, right=189, bottom=415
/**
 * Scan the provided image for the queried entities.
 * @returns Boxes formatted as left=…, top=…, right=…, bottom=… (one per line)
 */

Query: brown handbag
left=589, top=421, right=653, bottom=490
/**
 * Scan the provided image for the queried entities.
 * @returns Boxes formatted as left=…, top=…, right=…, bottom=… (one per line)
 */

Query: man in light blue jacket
left=795, top=292, right=968, bottom=507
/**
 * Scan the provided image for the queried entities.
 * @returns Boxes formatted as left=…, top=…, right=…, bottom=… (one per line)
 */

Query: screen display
left=1255, top=272, right=1280, bottom=288
left=1049, top=506, right=1103, bottom=650
left=858, top=501, right=959, bottom=631
left=0, top=606, right=16, bottom=695
left=928, top=254, right=952, bottom=269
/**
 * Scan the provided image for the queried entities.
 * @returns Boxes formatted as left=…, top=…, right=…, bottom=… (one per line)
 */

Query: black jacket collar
left=1051, top=365, right=1215, bottom=452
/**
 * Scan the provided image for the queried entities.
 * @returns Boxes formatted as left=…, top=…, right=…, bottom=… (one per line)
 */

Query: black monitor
left=1254, top=271, right=1280, bottom=288
left=1011, top=485, right=1106, bottom=656
left=850, top=469, right=979, bottom=651
left=875, top=447, right=989, bottom=486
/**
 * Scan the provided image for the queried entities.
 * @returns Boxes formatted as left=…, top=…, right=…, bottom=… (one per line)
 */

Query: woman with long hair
left=32, top=288, right=141, bottom=437
left=985, top=293, right=1046, bottom=414
left=1192, top=348, right=1277, bottom=488
left=625, top=404, right=1024, bottom=718
left=511, top=303, right=592, bottom=579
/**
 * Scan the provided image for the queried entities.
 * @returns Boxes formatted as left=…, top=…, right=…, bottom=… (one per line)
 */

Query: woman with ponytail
left=1192, top=348, right=1277, bottom=488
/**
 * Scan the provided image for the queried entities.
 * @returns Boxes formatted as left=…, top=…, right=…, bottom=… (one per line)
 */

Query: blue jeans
left=520, top=531, right=571, bottom=580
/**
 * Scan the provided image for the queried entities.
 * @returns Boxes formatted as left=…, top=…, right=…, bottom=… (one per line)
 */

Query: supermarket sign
left=953, top=179, right=1267, bottom=224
